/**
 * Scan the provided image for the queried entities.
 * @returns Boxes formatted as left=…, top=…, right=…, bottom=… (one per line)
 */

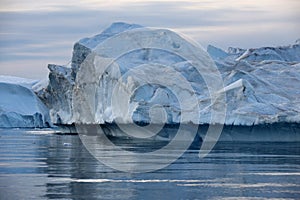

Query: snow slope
left=0, top=78, right=52, bottom=128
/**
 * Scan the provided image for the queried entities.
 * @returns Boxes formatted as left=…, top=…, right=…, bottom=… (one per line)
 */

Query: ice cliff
left=0, top=76, right=51, bottom=128
left=36, top=22, right=300, bottom=126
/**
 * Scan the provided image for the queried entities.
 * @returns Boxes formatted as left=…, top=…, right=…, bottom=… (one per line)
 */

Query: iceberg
left=0, top=76, right=52, bottom=128
left=208, top=41, right=300, bottom=125
left=37, top=22, right=300, bottom=126
left=39, top=22, right=226, bottom=125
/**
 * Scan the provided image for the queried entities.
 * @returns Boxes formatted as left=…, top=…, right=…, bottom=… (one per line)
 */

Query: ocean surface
left=0, top=129, right=299, bottom=200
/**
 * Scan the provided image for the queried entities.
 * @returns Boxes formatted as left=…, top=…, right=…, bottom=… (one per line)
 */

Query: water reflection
left=0, top=129, right=299, bottom=199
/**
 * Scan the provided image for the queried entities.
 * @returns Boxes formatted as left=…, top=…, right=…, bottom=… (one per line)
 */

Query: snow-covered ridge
left=209, top=41, right=300, bottom=63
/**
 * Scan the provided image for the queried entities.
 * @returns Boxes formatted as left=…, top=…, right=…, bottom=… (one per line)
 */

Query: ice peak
left=102, top=22, right=143, bottom=35
left=77, top=22, right=143, bottom=50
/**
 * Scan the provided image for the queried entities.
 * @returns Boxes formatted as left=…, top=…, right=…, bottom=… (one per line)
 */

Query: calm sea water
left=0, top=129, right=299, bottom=200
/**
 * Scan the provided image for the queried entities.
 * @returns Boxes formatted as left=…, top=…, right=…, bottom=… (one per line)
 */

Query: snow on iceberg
left=212, top=42, right=300, bottom=63
left=207, top=41, right=300, bottom=125
left=0, top=77, right=52, bottom=128
left=38, top=22, right=300, bottom=126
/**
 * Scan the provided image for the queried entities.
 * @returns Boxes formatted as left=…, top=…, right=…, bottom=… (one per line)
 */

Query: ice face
left=37, top=64, right=75, bottom=124
left=0, top=81, right=52, bottom=128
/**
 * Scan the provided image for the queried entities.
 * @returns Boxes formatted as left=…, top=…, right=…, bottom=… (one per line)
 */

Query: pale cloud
left=0, top=0, right=299, bottom=79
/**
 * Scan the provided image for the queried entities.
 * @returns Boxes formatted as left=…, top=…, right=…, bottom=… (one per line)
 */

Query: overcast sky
left=0, top=0, right=299, bottom=79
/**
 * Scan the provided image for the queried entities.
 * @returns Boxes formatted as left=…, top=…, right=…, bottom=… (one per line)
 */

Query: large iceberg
left=0, top=76, right=52, bottom=128
left=39, top=22, right=226, bottom=125
left=37, top=22, right=300, bottom=126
